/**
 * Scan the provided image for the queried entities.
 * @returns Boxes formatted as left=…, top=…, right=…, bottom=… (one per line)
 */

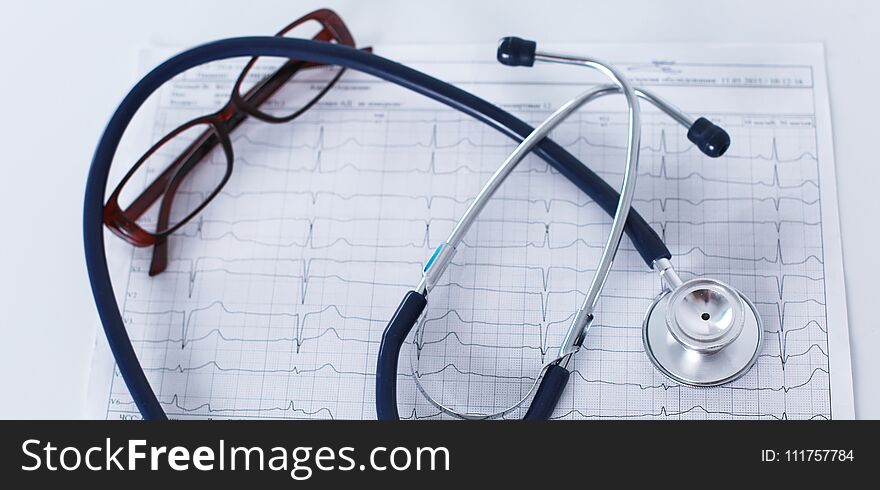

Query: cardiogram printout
left=87, top=43, right=854, bottom=419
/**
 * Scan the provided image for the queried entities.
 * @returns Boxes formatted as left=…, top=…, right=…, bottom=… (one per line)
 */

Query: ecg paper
left=87, top=42, right=854, bottom=419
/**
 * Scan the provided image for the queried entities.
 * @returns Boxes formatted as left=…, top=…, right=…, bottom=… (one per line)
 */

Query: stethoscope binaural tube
left=376, top=37, right=733, bottom=420
left=85, top=37, right=672, bottom=420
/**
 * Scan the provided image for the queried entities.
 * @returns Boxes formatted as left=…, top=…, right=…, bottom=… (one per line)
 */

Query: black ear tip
left=497, top=36, right=537, bottom=67
left=687, top=117, right=730, bottom=158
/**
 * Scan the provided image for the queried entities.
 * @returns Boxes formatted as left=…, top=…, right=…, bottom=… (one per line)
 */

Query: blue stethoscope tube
left=85, top=37, right=670, bottom=420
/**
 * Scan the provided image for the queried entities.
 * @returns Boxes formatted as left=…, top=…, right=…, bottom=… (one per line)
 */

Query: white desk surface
left=0, top=0, right=876, bottom=418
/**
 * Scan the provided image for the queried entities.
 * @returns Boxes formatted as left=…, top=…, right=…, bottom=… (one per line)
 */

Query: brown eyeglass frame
left=102, top=9, right=368, bottom=276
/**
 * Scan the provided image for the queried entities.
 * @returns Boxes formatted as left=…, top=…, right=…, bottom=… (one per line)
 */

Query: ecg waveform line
left=193, top=183, right=814, bottom=212
left=152, top=214, right=821, bottom=269
left=150, top=255, right=823, bottom=304
left=221, top=139, right=818, bottom=188
left=230, top=120, right=817, bottom=165
left=103, top=56, right=834, bottom=421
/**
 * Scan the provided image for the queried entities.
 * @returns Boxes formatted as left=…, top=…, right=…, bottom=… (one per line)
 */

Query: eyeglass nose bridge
left=215, top=102, right=238, bottom=123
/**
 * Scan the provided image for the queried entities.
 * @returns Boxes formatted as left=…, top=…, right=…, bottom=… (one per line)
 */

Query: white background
left=0, top=0, right=876, bottom=418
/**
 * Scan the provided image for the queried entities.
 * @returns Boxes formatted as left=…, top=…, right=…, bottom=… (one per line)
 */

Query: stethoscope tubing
left=84, top=36, right=668, bottom=420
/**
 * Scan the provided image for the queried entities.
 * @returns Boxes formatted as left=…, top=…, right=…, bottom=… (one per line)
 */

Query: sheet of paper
left=86, top=42, right=853, bottom=419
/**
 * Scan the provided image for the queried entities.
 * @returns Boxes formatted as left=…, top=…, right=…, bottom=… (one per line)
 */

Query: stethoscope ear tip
left=497, top=36, right=537, bottom=67
left=688, top=117, right=731, bottom=158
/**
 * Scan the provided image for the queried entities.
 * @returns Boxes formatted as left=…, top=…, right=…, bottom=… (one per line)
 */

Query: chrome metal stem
left=653, top=257, right=683, bottom=290
left=419, top=84, right=620, bottom=294
left=543, top=51, right=643, bottom=361
left=571, top=85, right=695, bottom=129
left=417, top=82, right=695, bottom=299
left=417, top=52, right=699, bottom=375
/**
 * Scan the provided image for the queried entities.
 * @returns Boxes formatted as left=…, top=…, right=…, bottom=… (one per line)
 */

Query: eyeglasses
left=103, top=9, right=367, bottom=276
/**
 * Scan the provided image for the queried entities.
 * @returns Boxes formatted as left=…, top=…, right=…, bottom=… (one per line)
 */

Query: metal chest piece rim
left=642, top=278, right=764, bottom=387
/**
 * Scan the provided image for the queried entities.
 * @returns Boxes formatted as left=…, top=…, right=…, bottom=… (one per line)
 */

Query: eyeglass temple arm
left=149, top=158, right=194, bottom=276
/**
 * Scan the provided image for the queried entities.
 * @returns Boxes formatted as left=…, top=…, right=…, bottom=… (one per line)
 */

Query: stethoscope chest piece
left=643, top=278, right=763, bottom=386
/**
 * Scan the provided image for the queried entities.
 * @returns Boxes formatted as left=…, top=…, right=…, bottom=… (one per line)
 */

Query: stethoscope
left=375, top=38, right=763, bottom=420
left=84, top=36, right=762, bottom=421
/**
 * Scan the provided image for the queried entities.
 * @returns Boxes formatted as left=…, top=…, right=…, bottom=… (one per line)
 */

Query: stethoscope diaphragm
left=642, top=278, right=763, bottom=387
